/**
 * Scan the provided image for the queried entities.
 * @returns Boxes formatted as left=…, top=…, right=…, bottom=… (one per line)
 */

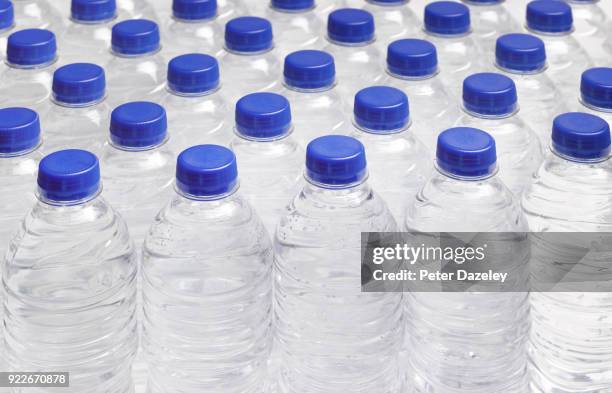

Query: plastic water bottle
left=404, top=127, right=530, bottom=392
left=460, top=0, right=520, bottom=52
left=521, top=112, right=612, bottom=392
left=3, top=148, right=138, bottom=393
left=361, top=0, right=419, bottom=50
left=12, top=0, right=64, bottom=31
left=43, top=63, right=110, bottom=155
left=565, top=0, right=610, bottom=64
left=382, top=38, right=460, bottom=152
left=578, top=67, right=612, bottom=127
left=230, top=92, right=303, bottom=234
left=264, top=0, right=323, bottom=58
left=160, top=53, right=231, bottom=153
left=0, top=28, right=56, bottom=110
left=142, top=144, right=273, bottom=393
left=106, top=19, right=166, bottom=105
left=219, top=16, right=281, bottom=104
left=323, top=8, right=384, bottom=98
left=275, top=135, right=402, bottom=393
left=494, top=33, right=568, bottom=146
left=118, top=0, right=158, bottom=20
left=280, top=49, right=348, bottom=145
left=525, top=0, right=593, bottom=99
left=349, top=86, right=430, bottom=222
left=0, top=1, right=15, bottom=60
left=455, top=72, right=543, bottom=196
left=215, top=0, right=250, bottom=22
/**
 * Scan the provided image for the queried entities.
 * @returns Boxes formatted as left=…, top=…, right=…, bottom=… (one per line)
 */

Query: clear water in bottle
left=229, top=92, right=303, bottom=234
left=461, top=0, right=520, bottom=52
left=12, top=0, right=64, bottom=31
left=362, top=0, right=419, bottom=50
left=404, top=127, right=530, bottom=393
left=578, top=67, right=612, bottom=127
left=566, top=0, right=611, bottom=65
left=0, top=1, right=15, bottom=60
left=143, top=144, right=273, bottom=393
left=275, top=135, right=403, bottom=393
left=3, top=149, right=138, bottom=393
left=349, top=86, right=430, bottom=222
left=264, top=0, right=323, bottom=58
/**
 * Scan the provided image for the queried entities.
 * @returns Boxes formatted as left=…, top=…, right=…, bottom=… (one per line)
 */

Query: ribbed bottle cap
left=173, top=0, right=217, bottom=20
left=0, top=108, right=40, bottom=154
left=111, top=19, right=160, bottom=55
left=581, top=67, right=612, bottom=110
left=71, top=0, right=116, bottom=22
left=354, top=86, right=409, bottom=132
left=424, top=1, right=471, bottom=35
left=110, top=101, right=167, bottom=148
left=387, top=38, right=438, bottom=77
left=552, top=112, right=611, bottom=160
left=176, top=144, right=238, bottom=197
left=463, top=72, right=517, bottom=116
left=526, top=0, right=573, bottom=33
left=306, top=135, right=367, bottom=186
left=0, top=0, right=13, bottom=30
left=496, top=33, right=546, bottom=72
left=272, top=0, right=314, bottom=11
left=7, top=29, right=56, bottom=66
left=52, top=63, right=106, bottom=105
left=224, top=16, right=273, bottom=53
left=327, top=8, right=375, bottom=44
left=235, top=92, right=292, bottom=139
left=168, top=53, right=220, bottom=94
left=37, top=149, right=101, bottom=202
left=437, top=127, right=497, bottom=178
left=284, top=50, right=335, bottom=89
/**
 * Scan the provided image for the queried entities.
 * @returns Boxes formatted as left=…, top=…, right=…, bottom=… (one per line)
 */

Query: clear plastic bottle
left=455, top=72, right=543, bottom=196
left=521, top=112, right=612, bottom=392
left=461, top=0, right=520, bottom=52
left=362, top=0, right=419, bottom=51
left=265, top=0, right=323, bottom=58
left=565, top=0, right=610, bottom=64
left=3, top=149, right=138, bottom=393
left=160, top=53, right=231, bottom=153
left=219, top=16, right=281, bottom=104
left=322, top=8, right=384, bottom=98
left=43, top=62, right=111, bottom=156
left=216, top=0, right=250, bottom=23
left=12, top=0, right=64, bottom=32
left=280, top=49, right=348, bottom=145
left=143, top=144, right=273, bottom=393
left=349, top=86, right=430, bottom=222
left=229, top=92, right=303, bottom=234
left=0, top=1, right=15, bottom=61
left=578, top=67, right=612, bottom=127
left=404, top=127, right=530, bottom=393
left=494, top=33, right=569, bottom=147
left=106, top=19, right=166, bottom=106
left=382, top=38, right=460, bottom=152
left=0, top=28, right=57, bottom=111
left=275, top=135, right=403, bottom=393
left=118, top=0, right=158, bottom=20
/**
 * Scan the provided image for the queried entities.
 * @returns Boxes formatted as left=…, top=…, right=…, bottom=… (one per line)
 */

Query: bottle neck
left=303, top=176, right=372, bottom=203
left=37, top=187, right=103, bottom=207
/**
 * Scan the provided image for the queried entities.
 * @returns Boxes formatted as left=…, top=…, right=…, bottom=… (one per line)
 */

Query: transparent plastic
left=567, top=0, right=610, bottom=64
left=0, top=25, right=14, bottom=62
left=61, top=18, right=115, bottom=65
left=264, top=6, right=323, bottom=58
left=0, top=61, right=56, bottom=111
left=12, top=0, right=64, bottom=31
left=216, top=0, right=250, bottom=23
left=463, top=0, right=520, bottom=52
left=162, top=16, right=223, bottom=59
left=362, top=0, right=420, bottom=50
left=106, top=50, right=167, bottom=106
left=118, top=0, right=158, bottom=21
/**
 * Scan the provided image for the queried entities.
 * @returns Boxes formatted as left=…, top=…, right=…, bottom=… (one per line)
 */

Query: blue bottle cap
left=111, top=19, right=160, bottom=55
left=173, top=0, right=217, bottom=20
left=496, top=33, right=546, bottom=72
left=52, top=63, right=106, bottom=105
left=225, top=16, right=273, bottom=53
left=581, top=67, right=612, bottom=110
left=424, top=1, right=471, bottom=36
left=354, top=86, right=409, bottom=132
left=306, top=135, right=367, bottom=187
left=235, top=92, right=292, bottom=139
left=7, top=29, right=56, bottom=66
left=284, top=50, right=335, bottom=90
left=387, top=38, right=438, bottom=78
left=526, top=0, right=573, bottom=33
left=272, top=0, right=314, bottom=11
left=37, top=149, right=101, bottom=202
left=0, top=0, right=14, bottom=30
left=0, top=108, right=40, bottom=154
left=168, top=53, right=220, bottom=94
left=71, top=0, right=116, bottom=22
left=463, top=72, right=517, bottom=116
left=552, top=112, right=611, bottom=160
left=110, top=101, right=167, bottom=149
left=436, top=127, right=497, bottom=178
left=327, top=8, right=375, bottom=44
left=176, top=144, right=238, bottom=197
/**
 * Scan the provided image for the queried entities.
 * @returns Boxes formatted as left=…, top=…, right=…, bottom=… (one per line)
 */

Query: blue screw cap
left=0, top=0, right=14, bottom=30
left=235, top=92, right=292, bottom=139
left=52, top=63, right=106, bottom=105
left=496, top=33, right=546, bottom=72
left=552, top=112, right=611, bottom=160
left=112, top=19, right=160, bottom=55
left=327, top=8, right=375, bottom=44
left=110, top=101, right=167, bottom=149
left=0, top=108, right=40, bottom=154
left=172, top=0, right=217, bottom=21
left=7, top=29, right=56, bottom=66
left=176, top=144, right=238, bottom=197
left=284, top=50, right=335, bottom=90
left=71, top=0, right=116, bottom=22
left=463, top=72, right=517, bottom=116
left=526, top=0, right=573, bottom=33
left=168, top=53, right=220, bottom=94
left=306, top=135, right=367, bottom=187
left=581, top=67, right=612, bottom=110
left=424, top=1, right=471, bottom=36
left=387, top=38, right=438, bottom=78
left=38, top=149, right=101, bottom=202
left=225, top=16, right=273, bottom=53
left=437, top=127, right=497, bottom=178
left=272, top=0, right=314, bottom=11
left=354, top=86, right=409, bottom=132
